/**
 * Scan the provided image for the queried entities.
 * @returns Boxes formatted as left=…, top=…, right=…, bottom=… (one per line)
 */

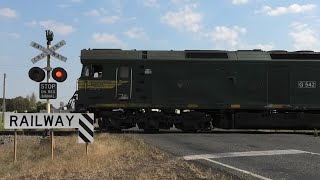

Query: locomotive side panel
left=293, top=61, right=320, bottom=107
left=267, top=61, right=320, bottom=109
left=233, top=60, right=320, bottom=129
left=151, top=60, right=268, bottom=109
left=268, top=63, right=290, bottom=105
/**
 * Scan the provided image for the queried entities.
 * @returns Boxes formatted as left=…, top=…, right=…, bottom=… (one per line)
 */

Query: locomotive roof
left=80, top=49, right=320, bottom=62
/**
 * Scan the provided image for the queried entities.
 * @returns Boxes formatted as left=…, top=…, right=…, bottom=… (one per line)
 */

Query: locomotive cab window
left=82, top=65, right=90, bottom=77
left=92, top=65, right=103, bottom=78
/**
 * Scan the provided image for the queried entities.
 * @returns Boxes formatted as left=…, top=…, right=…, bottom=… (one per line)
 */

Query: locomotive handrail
left=115, top=68, right=118, bottom=98
left=130, top=68, right=133, bottom=99
left=76, top=78, right=78, bottom=91
left=66, top=90, right=78, bottom=110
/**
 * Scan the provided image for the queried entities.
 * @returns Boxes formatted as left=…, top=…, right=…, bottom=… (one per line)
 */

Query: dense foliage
left=0, top=93, right=51, bottom=113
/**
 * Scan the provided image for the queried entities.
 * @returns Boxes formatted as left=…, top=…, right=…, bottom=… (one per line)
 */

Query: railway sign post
left=29, top=30, right=68, bottom=160
left=30, top=30, right=67, bottom=112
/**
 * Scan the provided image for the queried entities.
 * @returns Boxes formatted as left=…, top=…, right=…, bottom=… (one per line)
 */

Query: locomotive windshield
left=82, top=64, right=103, bottom=78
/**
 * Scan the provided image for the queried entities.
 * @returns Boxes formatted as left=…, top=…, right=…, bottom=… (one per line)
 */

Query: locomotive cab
left=77, top=63, right=136, bottom=109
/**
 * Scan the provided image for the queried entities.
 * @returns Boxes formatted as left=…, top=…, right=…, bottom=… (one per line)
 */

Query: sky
left=0, top=0, right=320, bottom=108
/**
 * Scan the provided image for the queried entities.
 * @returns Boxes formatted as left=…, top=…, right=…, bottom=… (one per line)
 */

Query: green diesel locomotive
left=69, top=49, right=320, bottom=132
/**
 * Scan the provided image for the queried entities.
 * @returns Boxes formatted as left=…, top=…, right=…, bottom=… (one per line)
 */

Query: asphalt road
left=133, top=129, right=320, bottom=180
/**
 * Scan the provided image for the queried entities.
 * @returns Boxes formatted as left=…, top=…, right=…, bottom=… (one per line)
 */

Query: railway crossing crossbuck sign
left=30, top=40, right=67, bottom=64
left=29, top=31, right=68, bottom=102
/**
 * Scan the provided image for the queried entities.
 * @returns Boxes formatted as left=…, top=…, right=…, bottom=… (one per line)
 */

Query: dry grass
left=0, top=134, right=229, bottom=179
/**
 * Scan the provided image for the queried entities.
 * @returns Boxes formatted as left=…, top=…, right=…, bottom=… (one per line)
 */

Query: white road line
left=183, top=149, right=320, bottom=160
left=203, top=158, right=272, bottom=180
left=183, top=149, right=320, bottom=180
left=308, top=151, right=320, bottom=156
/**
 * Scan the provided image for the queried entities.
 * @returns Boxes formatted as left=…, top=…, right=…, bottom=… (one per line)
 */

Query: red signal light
left=52, top=67, right=67, bottom=82
left=55, top=71, right=63, bottom=78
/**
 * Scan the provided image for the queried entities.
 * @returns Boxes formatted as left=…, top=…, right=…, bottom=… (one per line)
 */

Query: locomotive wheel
left=98, top=116, right=122, bottom=133
left=137, top=112, right=160, bottom=133
left=181, top=128, right=197, bottom=133
left=178, top=112, right=212, bottom=132
left=138, top=123, right=160, bottom=133
left=98, top=118, right=108, bottom=132
left=106, top=126, right=122, bottom=133
left=174, top=122, right=197, bottom=132
left=143, top=128, right=159, bottom=133
left=106, top=117, right=122, bottom=133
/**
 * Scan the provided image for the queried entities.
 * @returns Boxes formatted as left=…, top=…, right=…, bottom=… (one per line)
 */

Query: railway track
left=0, top=130, right=78, bottom=136
left=0, top=129, right=317, bottom=136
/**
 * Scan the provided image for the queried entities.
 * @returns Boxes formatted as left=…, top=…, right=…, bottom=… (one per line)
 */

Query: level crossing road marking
left=183, top=149, right=320, bottom=180
left=183, top=149, right=320, bottom=160
left=203, top=158, right=272, bottom=180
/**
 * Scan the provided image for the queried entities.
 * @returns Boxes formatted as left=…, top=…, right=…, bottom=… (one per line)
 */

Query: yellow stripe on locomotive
left=78, top=80, right=129, bottom=89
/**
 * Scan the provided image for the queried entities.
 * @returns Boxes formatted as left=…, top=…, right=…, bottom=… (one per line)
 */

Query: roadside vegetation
left=0, top=92, right=49, bottom=113
left=0, top=133, right=228, bottom=179
left=0, top=117, right=3, bottom=130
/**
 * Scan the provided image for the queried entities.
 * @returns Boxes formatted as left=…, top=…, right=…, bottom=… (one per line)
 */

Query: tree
left=5, top=99, right=14, bottom=112
left=0, top=98, right=7, bottom=111
left=29, top=92, right=37, bottom=112
left=11, top=96, right=30, bottom=112
left=0, top=94, right=52, bottom=113
left=36, top=101, right=46, bottom=112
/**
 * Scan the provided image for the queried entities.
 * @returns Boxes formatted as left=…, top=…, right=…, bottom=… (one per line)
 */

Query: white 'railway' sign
left=5, top=113, right=80, bottom=129
left=4, top=113, right=95, bottom=143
